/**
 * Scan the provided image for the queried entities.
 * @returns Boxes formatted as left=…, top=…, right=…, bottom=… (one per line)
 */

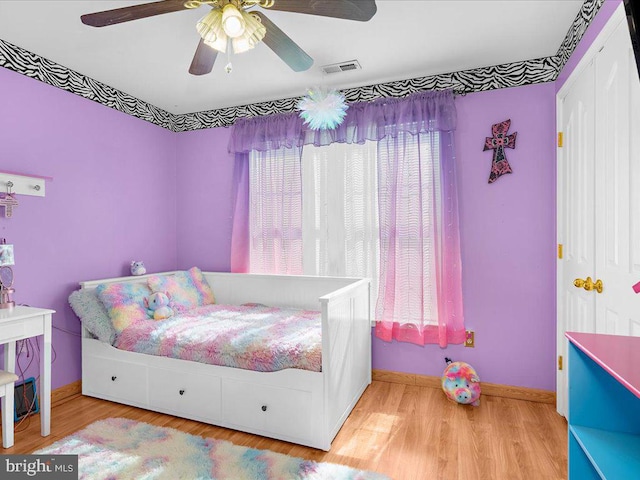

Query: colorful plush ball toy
left=442, top=357, right=481, bottom=406
left=144, top=292, right=174, bottom=320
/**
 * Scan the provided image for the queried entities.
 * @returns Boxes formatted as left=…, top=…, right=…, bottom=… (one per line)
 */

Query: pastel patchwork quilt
left=114, top=303, right=322, bottom=372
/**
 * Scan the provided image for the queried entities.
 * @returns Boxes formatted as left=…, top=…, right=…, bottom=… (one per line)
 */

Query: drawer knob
left=261, top=405, right=267, bottom=412
left=179, top=389, right=185, bottom=395
left=111, top=376, right=117, bottom=381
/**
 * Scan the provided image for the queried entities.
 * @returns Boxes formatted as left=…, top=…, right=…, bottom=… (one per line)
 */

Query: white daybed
left=79, top=271, right=371, bottom=451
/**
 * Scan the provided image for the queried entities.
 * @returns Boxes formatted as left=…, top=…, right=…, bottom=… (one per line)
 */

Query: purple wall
left=175, top=128, right=234, bottom=272
left=173, top=83, right=559, bottom=390
left=0, top=67, right=177, bottom=389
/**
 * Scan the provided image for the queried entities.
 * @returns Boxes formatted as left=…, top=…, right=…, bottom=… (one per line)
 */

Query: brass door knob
left=573, top=277, right=603, bottom=293
left=593, top=279, right=603, bottom=293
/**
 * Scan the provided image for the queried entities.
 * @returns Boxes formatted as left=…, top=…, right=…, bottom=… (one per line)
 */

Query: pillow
left=96, top=282, right=152, bottom=333
left=187, top=267, right=216, bottom=305
left=147, top=267, right=215, bottom=313
left=68, top=289, right=117, bottom=344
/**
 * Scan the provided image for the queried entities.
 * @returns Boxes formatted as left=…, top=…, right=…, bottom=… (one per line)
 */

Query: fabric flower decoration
left=298, top=87, right=348, bottom=130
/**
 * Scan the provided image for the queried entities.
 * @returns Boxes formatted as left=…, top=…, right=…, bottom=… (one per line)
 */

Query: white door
left=557, top=59, right=597, bottom=417
left=557, top=8, right=640, bottom=417
left=594, top=18, right=640, bottom=337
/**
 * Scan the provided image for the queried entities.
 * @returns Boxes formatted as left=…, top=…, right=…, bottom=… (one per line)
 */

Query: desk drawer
left=0, top=316, right=44, bottom=341
left=22, top=317, right=45, bottom=338
left=0, top=321, right=25, bottom=341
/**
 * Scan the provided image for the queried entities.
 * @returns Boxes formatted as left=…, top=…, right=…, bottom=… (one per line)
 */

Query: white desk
left=0, top=306, right=54, bottom=447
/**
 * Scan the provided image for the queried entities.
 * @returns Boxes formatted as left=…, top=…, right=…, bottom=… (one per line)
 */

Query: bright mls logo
left=1, top=455, right=77, bottom=479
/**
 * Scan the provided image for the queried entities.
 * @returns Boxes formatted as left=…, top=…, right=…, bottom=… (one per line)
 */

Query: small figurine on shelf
left=130, top=261, right=146, bottom=276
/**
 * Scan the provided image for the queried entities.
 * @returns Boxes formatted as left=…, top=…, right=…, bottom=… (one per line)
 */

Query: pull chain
left=225, top=37, right=233, bottom=74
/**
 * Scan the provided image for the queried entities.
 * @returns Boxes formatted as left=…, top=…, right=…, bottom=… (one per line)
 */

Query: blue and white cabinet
left=566, top=332, right=640, bottom=479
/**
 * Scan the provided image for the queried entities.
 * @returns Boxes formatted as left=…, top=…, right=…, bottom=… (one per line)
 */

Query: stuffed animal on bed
left=130, top=261, right=146, bottom=276
left=144, top=292, right=174, bottom=320
left=442, top=357, right=481, bottom=406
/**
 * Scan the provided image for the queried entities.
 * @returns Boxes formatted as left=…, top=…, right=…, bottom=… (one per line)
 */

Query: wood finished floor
left=6, top=381, right=567, bottom=480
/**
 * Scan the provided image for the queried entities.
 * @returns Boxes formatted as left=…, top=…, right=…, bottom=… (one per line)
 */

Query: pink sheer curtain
left=374, top=129, right=465, bottom=347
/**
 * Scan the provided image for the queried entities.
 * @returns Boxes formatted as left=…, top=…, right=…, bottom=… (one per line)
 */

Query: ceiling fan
left=80, top=0, right=377, bottom=75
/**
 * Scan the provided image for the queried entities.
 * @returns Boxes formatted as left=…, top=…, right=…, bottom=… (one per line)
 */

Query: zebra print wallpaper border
left=0, top=0, right=604, bottom=132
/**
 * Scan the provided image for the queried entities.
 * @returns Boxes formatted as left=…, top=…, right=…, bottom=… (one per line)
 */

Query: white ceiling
left=0, top=0, right=584, bottom=115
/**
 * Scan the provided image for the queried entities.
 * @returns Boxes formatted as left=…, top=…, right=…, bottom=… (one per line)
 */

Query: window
left=301, top=141, right=379, bottom=316
left=234, top=90, right=464, bottom=346
left=248, top=134, right=445, bottom=330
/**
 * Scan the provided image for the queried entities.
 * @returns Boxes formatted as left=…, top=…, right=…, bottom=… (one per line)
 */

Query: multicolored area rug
left=35, top=418, right=390, bottom=480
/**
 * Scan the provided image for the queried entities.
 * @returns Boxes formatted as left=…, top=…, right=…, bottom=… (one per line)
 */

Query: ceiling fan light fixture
left=204, top=33, right=228, bottom=53
left=231, top=11, right=266, bottom=53
left=222, top=3, right=245, bottom=38
left=231, top=37, right=255, bottom=54
left=196, top=9, right=224, bottom=43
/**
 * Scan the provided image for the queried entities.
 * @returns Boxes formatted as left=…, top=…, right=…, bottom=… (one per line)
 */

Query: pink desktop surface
left=566, top=332, right=640, bottom=399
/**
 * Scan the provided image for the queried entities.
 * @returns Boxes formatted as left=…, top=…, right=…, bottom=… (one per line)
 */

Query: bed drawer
left=83, top=356, right=147, bottom=405
left=222, top=379, right=312, bottom=442
left=148, top=368, right=221, bottom=421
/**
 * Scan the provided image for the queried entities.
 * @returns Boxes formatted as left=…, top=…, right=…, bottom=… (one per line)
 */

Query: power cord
left=13, top=337, right=37, bottom=432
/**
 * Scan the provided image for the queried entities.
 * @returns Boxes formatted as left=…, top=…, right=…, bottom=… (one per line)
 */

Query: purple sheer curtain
left=229, top=90, right=464, bottom=346
left=230, top=153, right=250, bottom=273
left=228, top=91, right=457, bottom=152
left=374, top=129, right=465, bottom=347
left=229, top=114, right=305, bottom=272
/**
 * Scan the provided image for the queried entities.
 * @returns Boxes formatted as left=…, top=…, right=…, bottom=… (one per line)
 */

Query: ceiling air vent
left=321, top=60, right=362, bottom=74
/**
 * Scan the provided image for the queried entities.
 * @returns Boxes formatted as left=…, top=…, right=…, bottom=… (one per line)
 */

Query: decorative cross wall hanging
left=0, top=194, right=18, bottom=218
left=483, top=119, right=517, bottom=184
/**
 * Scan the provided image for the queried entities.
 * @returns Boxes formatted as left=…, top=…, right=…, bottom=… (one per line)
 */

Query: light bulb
left=222, top=4, right=245, bottom=38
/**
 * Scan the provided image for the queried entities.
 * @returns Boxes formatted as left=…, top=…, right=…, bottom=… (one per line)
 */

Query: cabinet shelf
left=570, top=425, right=640, bottom=479
left=566, top=332, right=640, bottom=479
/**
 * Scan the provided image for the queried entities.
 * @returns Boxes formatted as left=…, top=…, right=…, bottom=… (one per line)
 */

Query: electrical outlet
left=465, top=330, right=475, bottom=348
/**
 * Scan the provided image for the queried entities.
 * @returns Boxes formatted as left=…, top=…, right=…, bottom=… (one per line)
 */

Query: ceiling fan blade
left=189, top=38, right=218, bottom=75
left=266, top=0, right=376, bottom=22
left=254, top=12, right=313, bottom=72
left=81, top=0, right=189, bottom=27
